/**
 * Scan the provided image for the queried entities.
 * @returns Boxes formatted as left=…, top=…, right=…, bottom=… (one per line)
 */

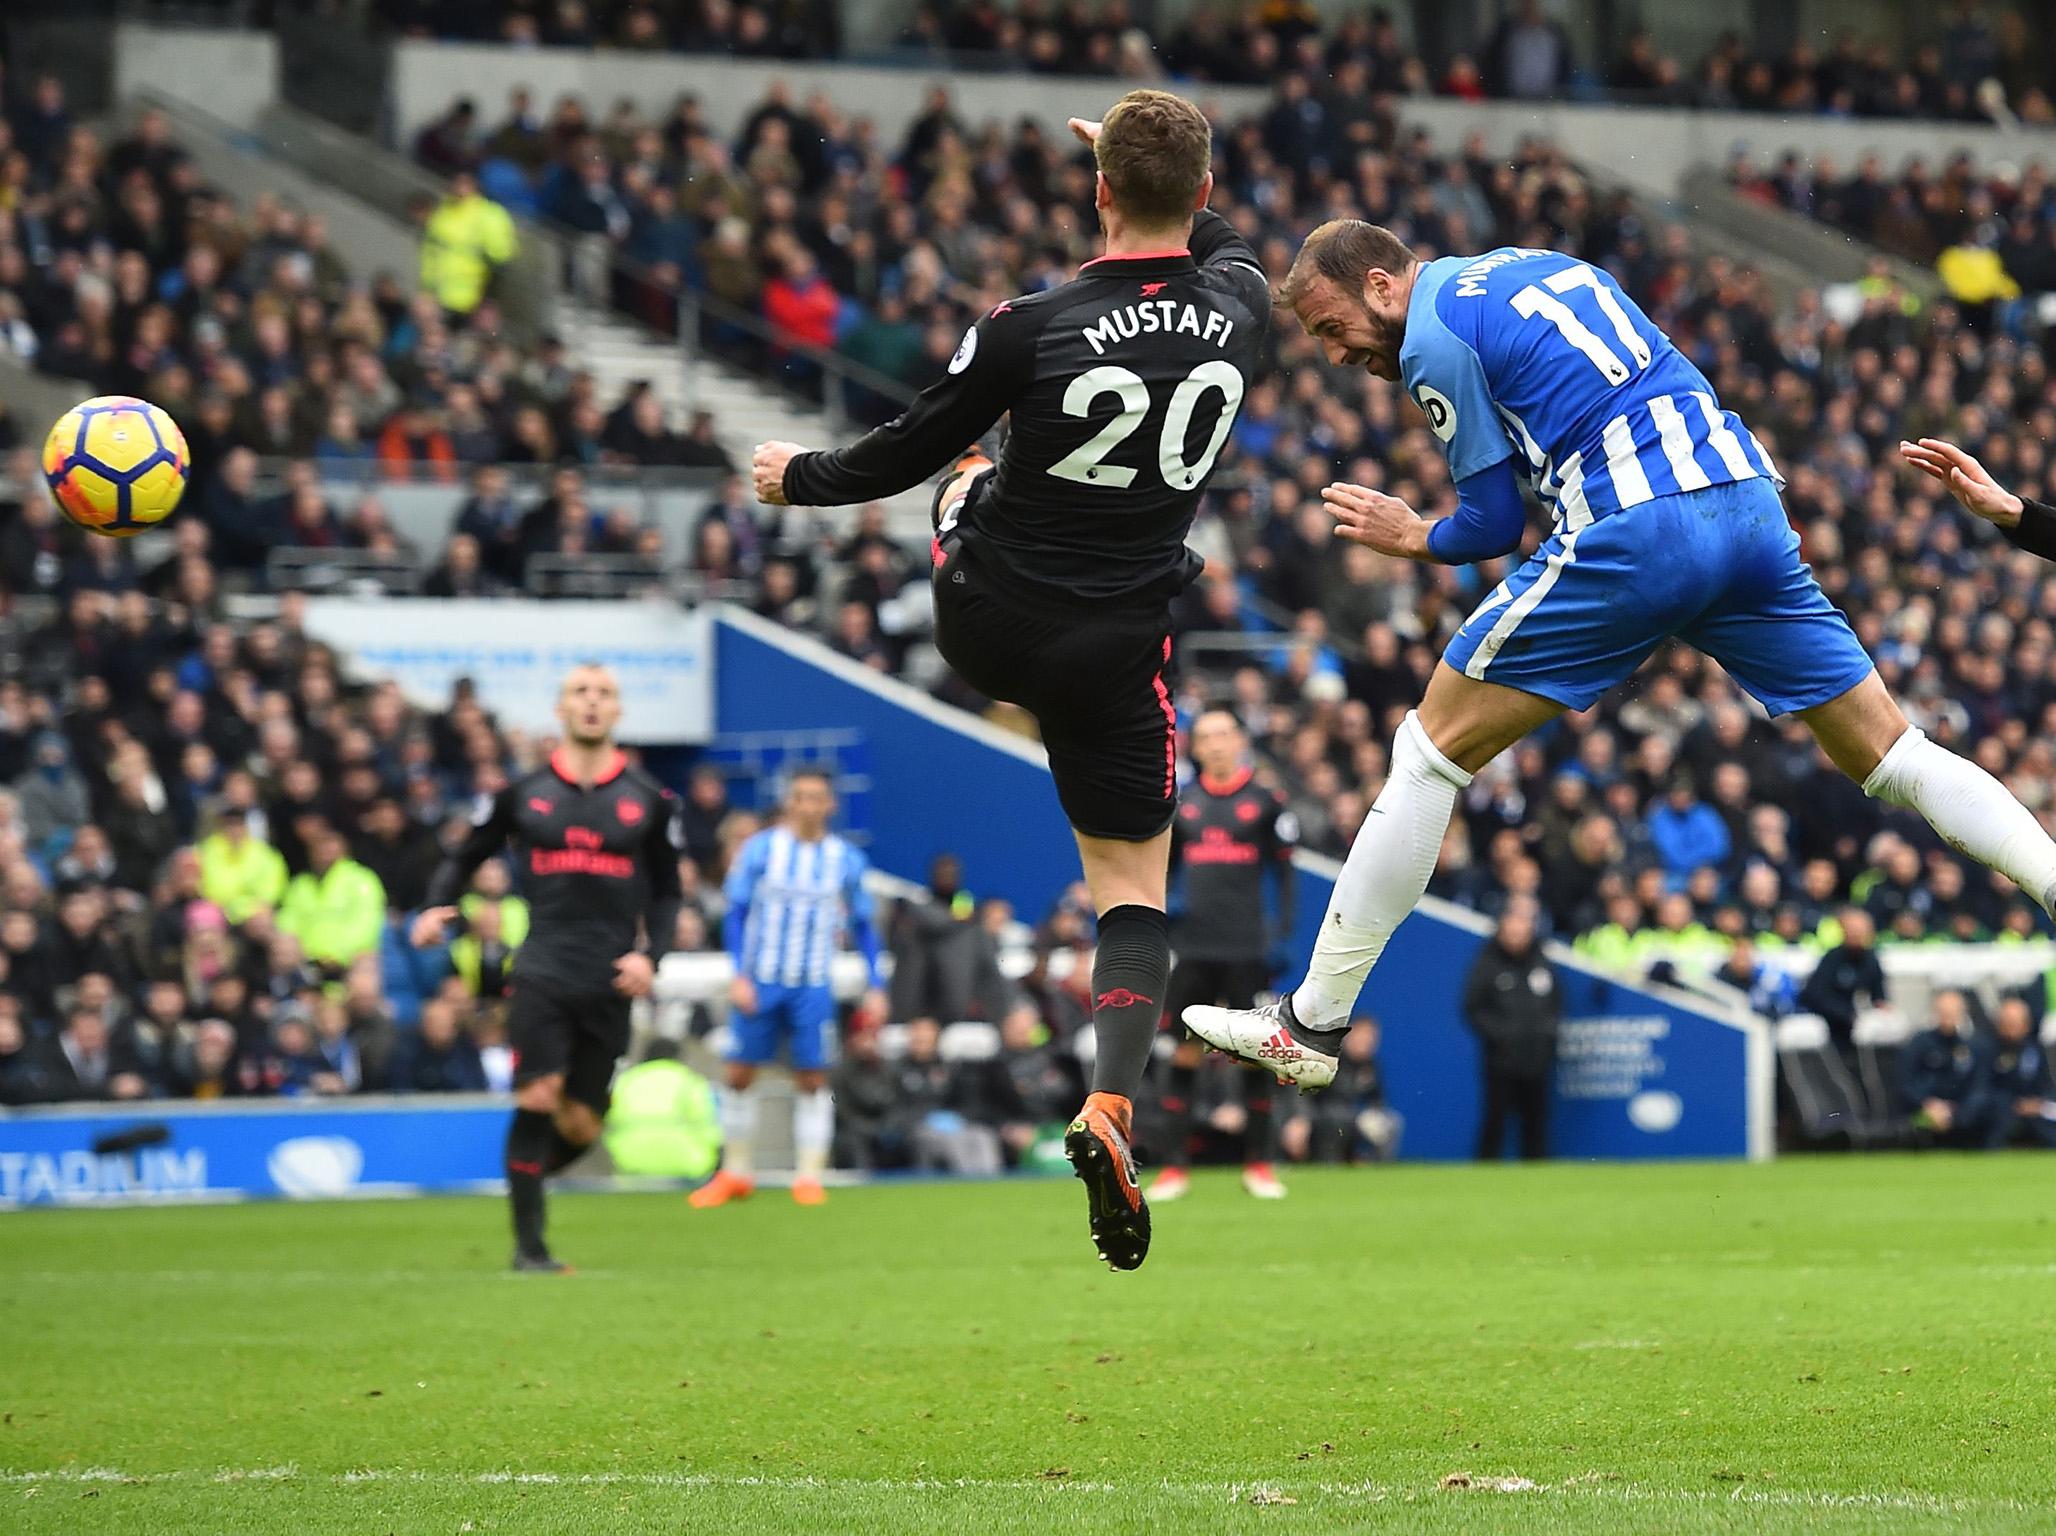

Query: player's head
left=1189, top=706, right=1246, bottom=780
left=1091, top=90, right=1214, bottom=240
left=782, top=766, right=836, bottom=838
left=556, top=664, right=622, bottom=747
left=1276, top=219, right=1421, bottom=379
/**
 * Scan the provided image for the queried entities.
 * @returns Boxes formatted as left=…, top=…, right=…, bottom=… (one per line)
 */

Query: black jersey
left=1169, top=769, right=1298, bottom=961
left=783, top=207, right=1269, bottom=603
left=423, top=749, right=684, bottom=995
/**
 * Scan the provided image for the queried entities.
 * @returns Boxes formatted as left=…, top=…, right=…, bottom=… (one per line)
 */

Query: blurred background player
left=413, top=665, right=682, bottom=1272
left=750, top=92, right=1268, bottom=1270
left=1151, top=706, right=1296, bottom=1202
left=694, top=767, right=885, bottom=1209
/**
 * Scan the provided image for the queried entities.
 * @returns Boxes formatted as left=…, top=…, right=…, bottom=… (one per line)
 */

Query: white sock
left=1864, top=726, right=2056, bottom=914
left=792, top=1087, right=834, bottom=1180
left=1293, top=711, right=1473, bottom=1030
left=721, top=1083, right=758, bottom=1178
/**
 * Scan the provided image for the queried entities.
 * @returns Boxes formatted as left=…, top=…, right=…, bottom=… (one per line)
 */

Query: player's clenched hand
left=728, top=974, right=758, bottom=1015
left=611, top=951, right=656, bottom=997
left=752, top=441, right=804, bottom=506
left=410, top=906, right=457, bottom=948
left=1321, top=482, right=1429, bottom=559
left=1900, top=438, right=2023, bottom=528
left=1067, top=117, right=1103, bottom=148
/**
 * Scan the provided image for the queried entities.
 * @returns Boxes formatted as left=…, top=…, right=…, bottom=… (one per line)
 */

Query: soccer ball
left=42, top=395, right=190, bottom=538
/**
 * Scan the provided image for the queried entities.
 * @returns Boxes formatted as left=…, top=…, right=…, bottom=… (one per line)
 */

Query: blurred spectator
left=1902, top=987, right=1980, bottom=1143
left=278, top=823, right=388, bottom=970
left=1964, top=995, right=2056, bottom=1148
left=1463, top=898, right=1561, bottom=1161
left=832, top=1020, right=914, bottom=1169
left=895, top=1015, right=1003, bottom=1174
left=1280, top=1017, right=1401, bottom=1163
left=603, top=1037, right=722, bottom=1178
left=1798, top=908, right=1888, bottom=1051
left=197, top=809, right=289, bottom=925
left=417, top=169, right=519, bottom=321
left=888, top=854, right=1010, bottom=1022
left=387, top=995, right=488, bottom=1093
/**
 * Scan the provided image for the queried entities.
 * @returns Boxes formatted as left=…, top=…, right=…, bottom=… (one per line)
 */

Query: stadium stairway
left=548, top=301, right=935, bottom=538
left=209, top=97, right=937, bottom=541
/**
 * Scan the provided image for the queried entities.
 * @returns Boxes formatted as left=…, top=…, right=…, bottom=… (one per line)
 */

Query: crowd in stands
left=1732, top=148, right=2056, bottom=326
left=0, top=83, right=737, bottom=595
left=373, top=0, right=2055, bottom=125
left=2, top=54, right=2056, bottom=1153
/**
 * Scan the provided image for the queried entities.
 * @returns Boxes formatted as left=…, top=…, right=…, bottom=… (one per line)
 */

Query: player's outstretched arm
left=1321, top=483, right=1435, bottom=560
left=1900, top=437, right=2022, bottom=526
left=1901, top=436, right=2056, bottom=560
left=753, top=302, right=1026, bottom=509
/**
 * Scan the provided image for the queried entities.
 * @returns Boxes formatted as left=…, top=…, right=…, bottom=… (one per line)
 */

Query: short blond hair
left=1095, top=90, right=1213, bottom=227
left=1276, top=219, right=1419, bottom=310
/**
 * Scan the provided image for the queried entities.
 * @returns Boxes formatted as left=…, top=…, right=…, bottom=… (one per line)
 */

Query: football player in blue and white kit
left=693, top=767, right=886, bottom=1207
left=1187, top=221, right=2056, bottom=1085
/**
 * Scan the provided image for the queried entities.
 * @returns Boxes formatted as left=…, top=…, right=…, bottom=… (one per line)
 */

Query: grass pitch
left=5, top=1156, right=2055, bottom=1534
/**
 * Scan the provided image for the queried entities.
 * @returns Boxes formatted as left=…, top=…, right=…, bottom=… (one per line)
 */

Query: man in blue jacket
left=1646, top=776, right=1731, bottom=891
left=1901, top=988, right=1979, bottom=1144
left=1965, top=997, right=2056, bottom=1150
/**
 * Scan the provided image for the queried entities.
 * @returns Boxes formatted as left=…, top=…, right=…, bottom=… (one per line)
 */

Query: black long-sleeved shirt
left=783, top=207, right=1270, bottom=602
left=2006, top=498, right=2056, bottom=561
left=423, top=749, right=683, bottom=995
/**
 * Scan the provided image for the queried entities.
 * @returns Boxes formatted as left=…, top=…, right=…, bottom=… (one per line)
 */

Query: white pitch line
left=3, top=1467, right=2052, bottom=1516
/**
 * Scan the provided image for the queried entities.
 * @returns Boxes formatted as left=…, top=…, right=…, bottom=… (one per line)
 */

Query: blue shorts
left=728, top=982, right=838, bottom=1071
left=1442, top=479, right=1875, bottom=717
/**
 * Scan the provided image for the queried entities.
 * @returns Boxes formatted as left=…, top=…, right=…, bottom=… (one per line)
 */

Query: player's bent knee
left=725, top=1063, right=759, bottom=1091
left=793, top=1070, right=828, bottom=1094
left=515, top=1073, right=565, bottom=1113
left=1417, top=666, right=1562, bottom=774
left=556, top=1101, right=603, bottom=1145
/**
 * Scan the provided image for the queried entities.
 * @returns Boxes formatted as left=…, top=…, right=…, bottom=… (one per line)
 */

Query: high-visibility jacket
left=420, top=192, right=518, bottom=314
left=604, top=1058, right=721, bottom=1179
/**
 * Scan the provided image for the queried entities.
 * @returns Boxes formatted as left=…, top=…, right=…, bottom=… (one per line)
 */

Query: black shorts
left=507, top=978, right=632, bottom=1112
left=933, top=533, right=1177, bottom=842
left=1165, top=957, right=1269, bottom=1037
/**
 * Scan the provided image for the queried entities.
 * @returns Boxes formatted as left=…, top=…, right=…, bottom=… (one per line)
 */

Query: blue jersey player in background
left=1189, top=219, right=2056, bottom=1087
left=693, top=767, right=885, bottom=1207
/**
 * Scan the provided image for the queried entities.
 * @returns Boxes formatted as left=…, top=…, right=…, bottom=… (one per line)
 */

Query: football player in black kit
left=412, top=665, right=683, bottom=1272
left=752, top=91, right=1268, bottom=1270
left=1151, top=706, right=1297, bottom=1203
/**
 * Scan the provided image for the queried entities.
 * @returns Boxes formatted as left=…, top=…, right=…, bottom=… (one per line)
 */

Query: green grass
left=4, top=1157, right=2056, bottom=1534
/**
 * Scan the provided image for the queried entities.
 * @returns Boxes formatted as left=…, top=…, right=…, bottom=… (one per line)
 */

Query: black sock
left=1242, top=1071, right=1274, bottom=1162
left=1090, top=904, right=1170, bottom=1099
left=506, top=1109, right=553, bottom=1256
left=1160, top=1059, right=1198, bottom=1168
left=545, top=1127, right=591, bottom=1174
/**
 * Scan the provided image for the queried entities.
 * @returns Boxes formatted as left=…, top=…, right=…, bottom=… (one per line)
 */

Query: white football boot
left=1181, top=996, right=1342, bottom=1092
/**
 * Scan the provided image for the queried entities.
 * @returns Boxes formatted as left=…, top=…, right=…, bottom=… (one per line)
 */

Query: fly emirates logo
left=1082, top=299, right=1236, bottom=356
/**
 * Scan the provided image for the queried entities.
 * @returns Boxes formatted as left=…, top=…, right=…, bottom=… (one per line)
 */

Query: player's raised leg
left=1806, top=672, right=2056, bottom=914
left=1185, top=666, right=1560, bottom=1084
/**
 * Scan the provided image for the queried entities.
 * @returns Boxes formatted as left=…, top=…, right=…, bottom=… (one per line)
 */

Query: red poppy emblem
left=616, top=799, right=645, bottom=826
left=1236, top=801, right=1262, bottom=821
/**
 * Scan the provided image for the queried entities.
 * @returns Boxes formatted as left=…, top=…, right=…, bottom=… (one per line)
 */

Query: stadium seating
left=0, top=35, right=2051, bottom=1169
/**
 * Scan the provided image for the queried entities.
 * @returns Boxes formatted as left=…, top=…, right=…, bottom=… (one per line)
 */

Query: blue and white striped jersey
left=1399, top=247, right=1780, bottom=530
left=724, top=826, right=874, bottom=988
